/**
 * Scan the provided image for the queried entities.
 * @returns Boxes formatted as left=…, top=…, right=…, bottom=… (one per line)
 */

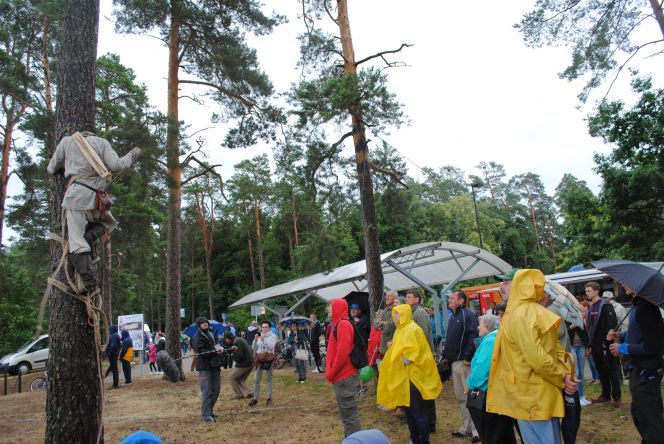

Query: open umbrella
left=592, top=259, right=664, bottom=308
left=278, top=315, right=313, bottom=328
left=544, top=279, right=585, bottom=329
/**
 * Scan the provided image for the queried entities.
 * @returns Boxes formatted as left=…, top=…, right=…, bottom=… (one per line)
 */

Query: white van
left=0, top=335, right=49, bottom=375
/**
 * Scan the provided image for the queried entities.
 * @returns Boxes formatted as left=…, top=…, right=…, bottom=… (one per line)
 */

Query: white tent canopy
left=230, top=241, right=511, bottom=311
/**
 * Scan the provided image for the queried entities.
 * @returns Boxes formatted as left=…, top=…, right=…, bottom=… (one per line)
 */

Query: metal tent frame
left=230, top=241, right=512, bottom=337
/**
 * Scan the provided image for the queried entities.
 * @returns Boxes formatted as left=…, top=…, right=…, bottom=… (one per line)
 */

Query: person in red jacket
left=326, top=298, right=361, bottom=437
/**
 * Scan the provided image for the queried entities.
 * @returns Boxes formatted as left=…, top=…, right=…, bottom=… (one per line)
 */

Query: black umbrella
left=592, top=259, right=664, bottom=308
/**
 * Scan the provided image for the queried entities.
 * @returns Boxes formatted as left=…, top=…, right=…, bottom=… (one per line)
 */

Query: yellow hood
left=376, top=304, right=442, bottom=409
left=393, top=302, right=413, bottom=329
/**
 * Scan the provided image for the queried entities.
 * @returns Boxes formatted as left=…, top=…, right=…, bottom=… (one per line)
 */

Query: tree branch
left=367, top=161, right=408, bottom=188
left=355, top=43, right=413, bottom=66
left=182, top=159, right=222, bottom=186
left=179, top=79, right=258, bottom=110
left=602, top=39, right=664, bottom=100
left=324, top=0, right=338, bottom=25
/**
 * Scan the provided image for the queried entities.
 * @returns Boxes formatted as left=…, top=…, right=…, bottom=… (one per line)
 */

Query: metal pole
left=471, top=184, right=484, bottom=250
left=17, top=372, right=21, bottom=393
left=3, top=370, right=7, bottom=395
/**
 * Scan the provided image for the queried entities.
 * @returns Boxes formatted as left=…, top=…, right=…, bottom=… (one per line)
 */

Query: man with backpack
left=326, top=298, right=362, bottom=437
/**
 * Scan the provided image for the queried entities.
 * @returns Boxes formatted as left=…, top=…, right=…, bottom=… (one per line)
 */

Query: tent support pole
left=284, top=293, right=314, bottom=317
left=387, top=260, right=442, bottom=340
left=439, top=258, right=482, bottom=336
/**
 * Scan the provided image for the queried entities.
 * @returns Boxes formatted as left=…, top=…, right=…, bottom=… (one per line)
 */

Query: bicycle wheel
left=29, top=377, right=47, bottom=392
left=273, top=355, right=286, bottom=369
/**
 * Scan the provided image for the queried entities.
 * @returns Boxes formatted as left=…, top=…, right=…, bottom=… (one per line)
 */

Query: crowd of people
left=102, top=267, right=663, bottom=444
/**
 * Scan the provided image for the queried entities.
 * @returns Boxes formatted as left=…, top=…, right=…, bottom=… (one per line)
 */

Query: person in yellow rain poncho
left=377, top=304, right=442, bottom=444
left=486, top=269, right=577, bottom=444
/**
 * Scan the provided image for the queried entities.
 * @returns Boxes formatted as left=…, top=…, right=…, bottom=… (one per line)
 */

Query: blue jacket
left=443, top=306, right=479, bottom=362
left=466, top=329, right=498, bottom=391
left=106, top=325, right=121, bottom=358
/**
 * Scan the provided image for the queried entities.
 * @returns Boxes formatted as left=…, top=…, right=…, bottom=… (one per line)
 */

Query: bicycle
left=29, top=371, right=48, bottom=392
left=273, top=340, right=290, bottom=369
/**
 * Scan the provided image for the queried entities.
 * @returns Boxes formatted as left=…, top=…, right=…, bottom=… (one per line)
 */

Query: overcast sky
left=7, top=2, right=662, bottom=244
left=93, top=1, right=664, bottom=196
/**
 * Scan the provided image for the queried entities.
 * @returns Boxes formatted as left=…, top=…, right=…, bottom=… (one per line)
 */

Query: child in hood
left=148, top=344, right=157, bottom=374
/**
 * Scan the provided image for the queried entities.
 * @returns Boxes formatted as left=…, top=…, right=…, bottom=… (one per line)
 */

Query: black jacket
left=443, top=306, right=479, bottom=363
left=192, top=328, right=221, bottom=371
left=567, top=323, right=588, bottom=347
left=587, top=299, right=617, bottom=347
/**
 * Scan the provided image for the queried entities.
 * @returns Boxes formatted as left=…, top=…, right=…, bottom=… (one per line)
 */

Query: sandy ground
left=0, top=363, right=651, bottom=444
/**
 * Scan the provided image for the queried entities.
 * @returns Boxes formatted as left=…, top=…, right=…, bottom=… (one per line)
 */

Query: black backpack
left=334, top=318, right=368, bottom=369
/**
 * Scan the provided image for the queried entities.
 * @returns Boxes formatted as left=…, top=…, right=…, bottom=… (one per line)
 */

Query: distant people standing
left=119, top=329, right=133, bottom=385
left=309, top=313, right=324, bottom=373
left=608, top=283, right=664, bottom=443
left=192, top=317, right=223, bottom=422
left=327, top=299, right=361, bottom=437
left=585, top=282, right=621, bottom=406
left=444, top=290, right=480, bottom=442
left=378, top=290, right=401, bottom=361
left=405, top=289, right=434, bottom=353
left=105, top=324, right=121, bottom=389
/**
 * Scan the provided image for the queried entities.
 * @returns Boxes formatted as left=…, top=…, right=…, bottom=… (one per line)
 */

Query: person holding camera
left=249, top=321, right=278, bottom=406
left=192, top=316, right=224, bottom=423
left=223, top=332, right=254, bottom=400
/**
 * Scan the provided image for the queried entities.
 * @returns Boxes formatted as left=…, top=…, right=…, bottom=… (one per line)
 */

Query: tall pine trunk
left=165, top=7, right=184, bottom=379
left=101, top=234, right=112, bottom=322
left=45, top=1, right=103, bottom=442
left=253, top=195, right=265, bottom=289
left=337, top=0, right=383, bottom=316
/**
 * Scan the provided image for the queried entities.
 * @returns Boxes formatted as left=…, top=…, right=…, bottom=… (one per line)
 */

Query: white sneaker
left=580, top=397, right=592, bottom=407
left=312, top=368, right=319, bottom=373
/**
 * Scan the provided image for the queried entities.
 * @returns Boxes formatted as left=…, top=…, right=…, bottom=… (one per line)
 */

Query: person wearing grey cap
left=604, top=290, right=629, bottom=332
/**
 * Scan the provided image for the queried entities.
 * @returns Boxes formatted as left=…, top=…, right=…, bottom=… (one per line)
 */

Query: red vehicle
left=460, top=283, right=503, bottom=315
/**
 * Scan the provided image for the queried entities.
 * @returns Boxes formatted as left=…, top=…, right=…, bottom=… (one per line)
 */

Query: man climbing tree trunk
left=336, top=0, right=384, bottom=316
left=45, top=1, right=103, bottom=442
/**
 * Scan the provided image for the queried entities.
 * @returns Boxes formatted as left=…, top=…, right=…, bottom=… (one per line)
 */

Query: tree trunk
left=288, top=235, right=295, bottom=273
left=253, top=195, right=265, bottom=289
left=247, top=234, right=257, bottom=290
left=291, top=187, right=299, bottom=245
left=46, top=1, right=103, bottom=443
left=649, top=0, right=664, bottom=39
left=194, top=192, right=215, bottom=319
left=337, top=0, right=383, bottom=317
left=0, top=119, right=13, bottom=249
left=165, top=7, right=184, bottom=380
left=101, top=233, right=112, bottom=323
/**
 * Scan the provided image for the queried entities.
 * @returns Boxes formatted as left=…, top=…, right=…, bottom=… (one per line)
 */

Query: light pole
left=470, top=182, right=484, bottom=250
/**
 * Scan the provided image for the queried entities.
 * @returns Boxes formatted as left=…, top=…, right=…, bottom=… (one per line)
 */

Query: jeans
left=199, top=368, right=221, bottom=419
left=571, top=345, right=586, bottom=398
left=333, top=373, right=361, bottom=437
left=295, top=356, right=307, bottom=380
left=405, top=382, right=434, bottom=444
left=517, top=418, right=562, bottom=444
left=588, top=354, right=600, bottom=381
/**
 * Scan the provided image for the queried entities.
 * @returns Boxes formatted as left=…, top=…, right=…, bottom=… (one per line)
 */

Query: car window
left=29, top=338, right=48, bottom=353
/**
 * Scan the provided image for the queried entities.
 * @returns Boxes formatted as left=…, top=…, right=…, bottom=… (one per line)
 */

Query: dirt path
left=0, top=367, right=649, bottom=443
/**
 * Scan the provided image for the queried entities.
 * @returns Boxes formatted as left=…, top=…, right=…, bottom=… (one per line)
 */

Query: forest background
left=2, top=0, right=664, bottom=357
